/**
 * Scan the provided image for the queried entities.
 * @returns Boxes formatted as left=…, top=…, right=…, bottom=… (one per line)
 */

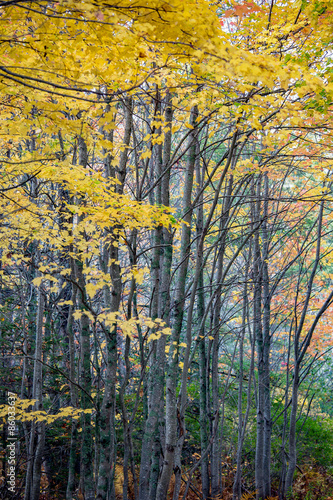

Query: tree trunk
left=139, top=90, right=172, bottom=500
left=66, top=282, right=78, bottom=500
left=262, top=173, right=271, bottom=499
left=253, top=176, right=264, bottom=500
left=29, top=285, right=45, bottom=500
left=211, top=173, right=234, bottom=499
left=196, top=158, right=209, bottom=499
left=233, top=244, right=252, bottom=500
left=284, top=201, right=326, bottom=497
left=155, top=105, right=198, bottom=500
left=97, top=97, right=131, bottom=500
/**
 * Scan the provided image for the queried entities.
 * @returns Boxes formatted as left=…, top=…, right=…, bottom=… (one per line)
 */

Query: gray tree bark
left=139, top=90, right=173, bottom=500
left=233, top=243, right=253, bottom=500
left=262, top=173, right=271, bottom=499
left=29, top=285, right=45, bottom=500
left=97, top=97, right=131, bottom=500
left=155, top=105, right=198, bottom=500
left=196, top=155, right=209, bottom=500
left=66, top=282, right=79, bottom=500
left=253, top=176, right=264, bottom=500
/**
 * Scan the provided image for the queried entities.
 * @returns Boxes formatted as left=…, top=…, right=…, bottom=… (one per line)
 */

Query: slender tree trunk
left=211, top=288, right=221, bottom=499
left=76, top=259, right=94, bottom=500
left=155, top=105, right=198, bottom=500
left=253, top=176, right=264, bottom=500
left=120, top=336, right=131, bottom=500
left=196, top=158, right=209, bottom=499
left=29, top=285, right=45, bottom=500
left=262, top=173, right=271, bottom=499
left=285, top=201, right=326, bottom=497
left=139, top=90, right=172, bottom=500
left=233, top=244, right=251, bottom=500
left=96, top=247, right=120, bottom=500
left=74, top=137, right=95, bottom=500
left=97, top=97, right=131, bottom=500
left=278, top=324, right=292, bottom=499
left=284, top=362, right=299, bottom=498
left=66, top=283, right=78, bottom=500
left=23, top=273, right=37, bottom=500
left=211, top=174, right=234, bottom=498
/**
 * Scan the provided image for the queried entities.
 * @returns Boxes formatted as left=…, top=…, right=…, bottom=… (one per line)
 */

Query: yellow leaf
left=141, top=150, right=152, bottom=159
